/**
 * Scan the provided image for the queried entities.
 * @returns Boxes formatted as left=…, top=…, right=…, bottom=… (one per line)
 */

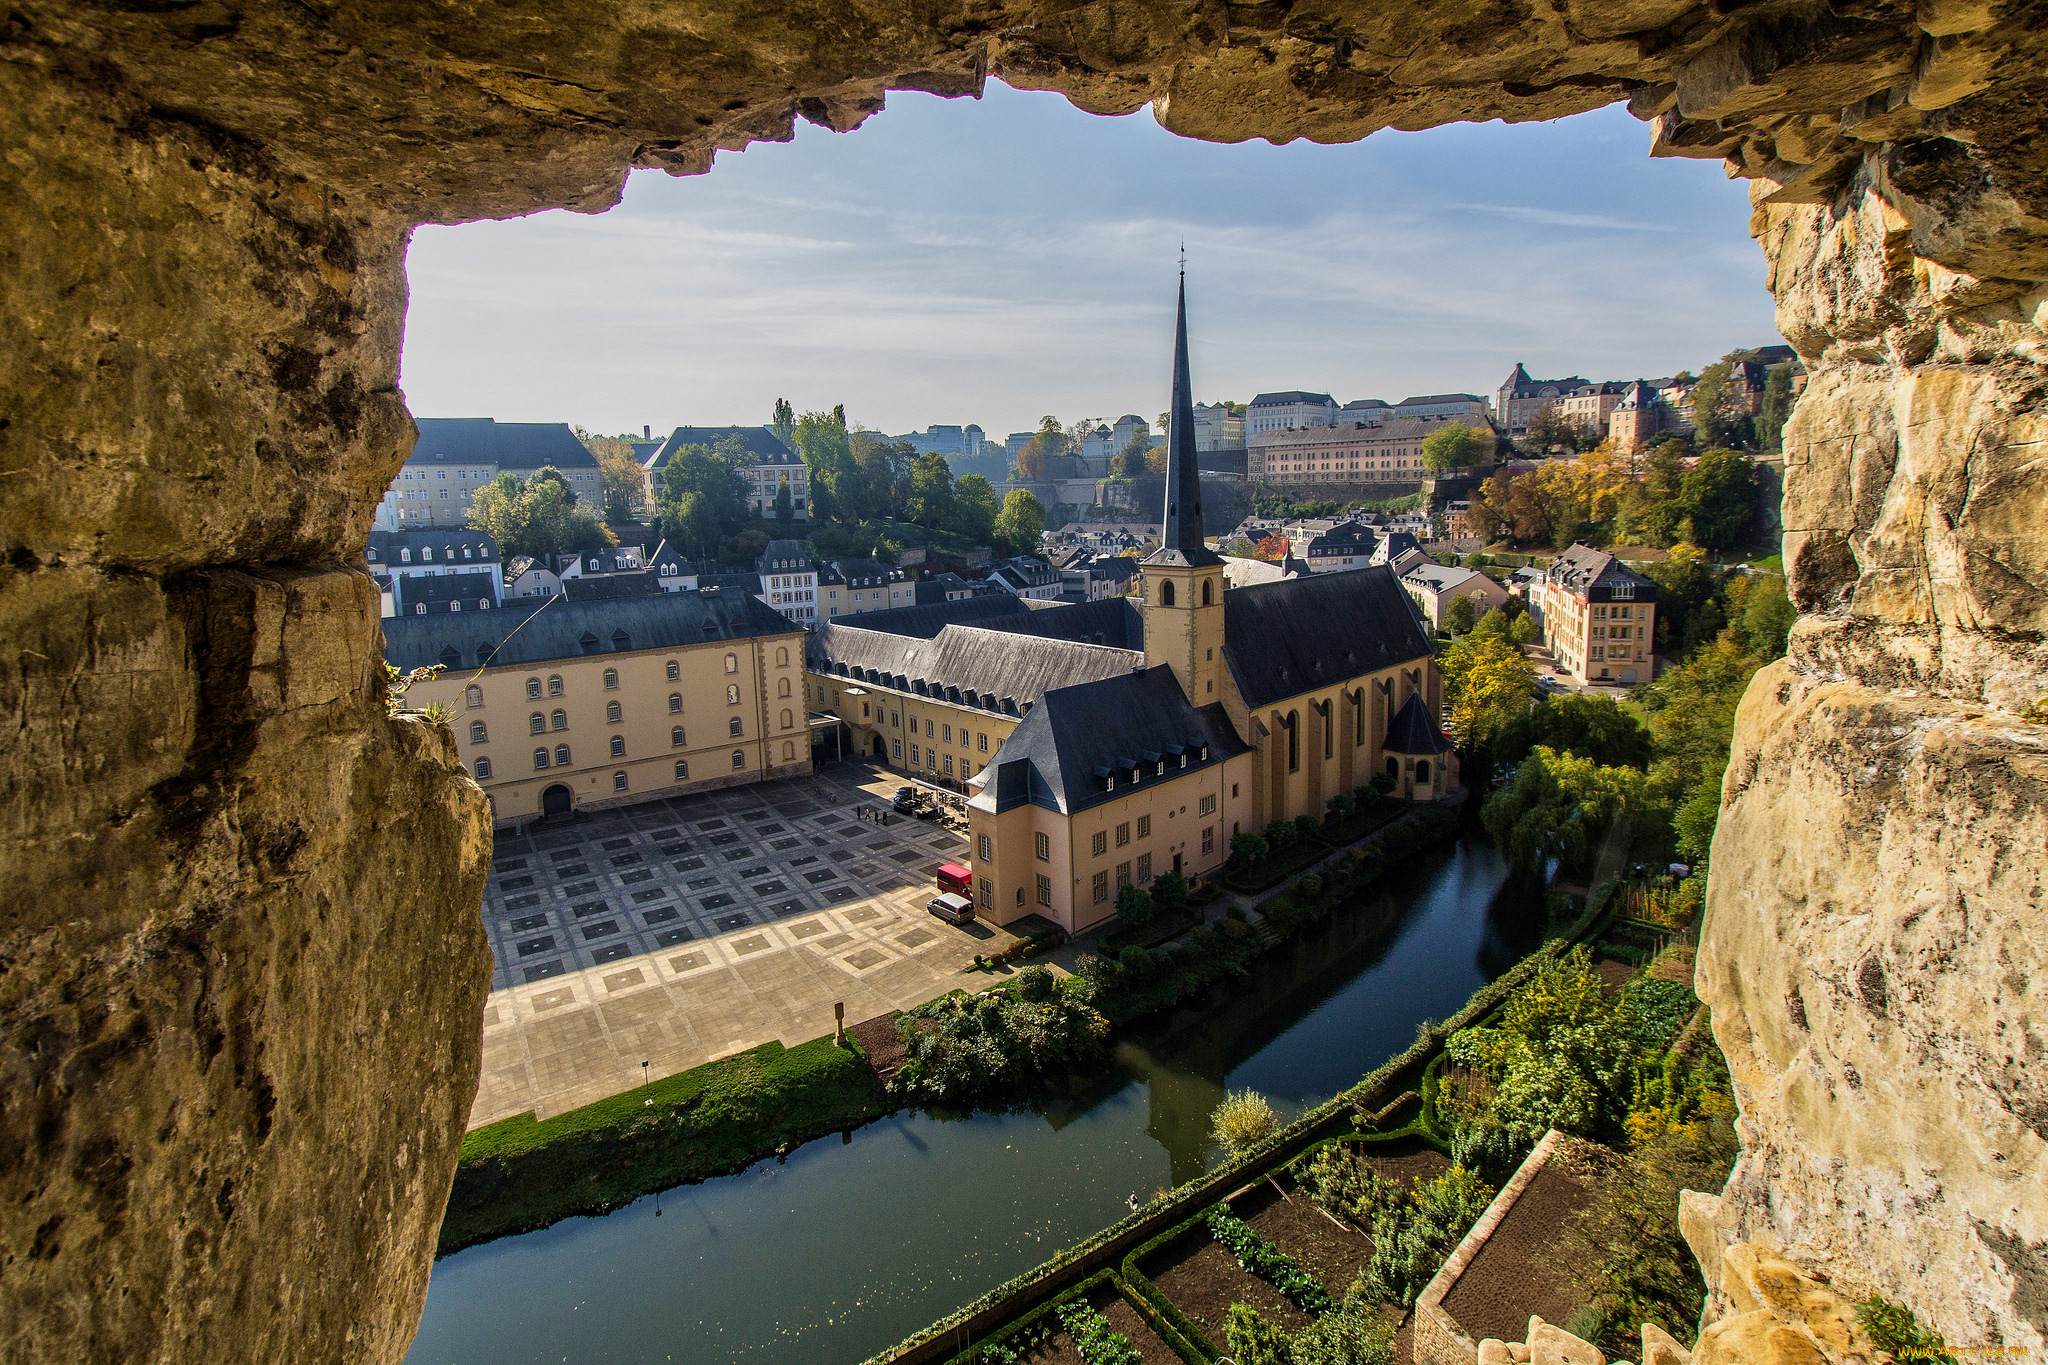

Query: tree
left=1445, top=594, right=1480, bottom=635
left=951, top=473, right=999, bottom=545
left=1677, top=448, right=1756, bottom=552
left=1422, top=422, right=1492, bottom=474
left=1510, top=611, right=1539, bottom=646
left=1521, top=405, right=1582, bottom=456
left=1644, top=544, right=1724, bottom=654
left=1252, top=533, right=1289, bottom=562
left=1013, top=415, right=1065, bottom=481
left=1757, top=365, right=1794, bottom=452
left=1482, top=746, right=1646, bottom=879
left=992, top=489, right=1046, bottom=556
left=1492, top=692, right=1652, bottom=770
left=772, top=481, right=793, bottom=522
left=1115, top=883, right=1153, bottom=930
left=654, top=440, right=749, bottom=556
left=576, top=429, right=650, bottom=522
left=1687, top=357, right=1755, bottom=450
left=467, top=466, right=616, bottom=560
left=905, top=449, right=955, bottom=529
left=792, top=409, right=853, bottom=524
left=771, top=397, right=795, bottom=448
left=1440, top=633, right=1541, bottom=753
left=1114, top=429, right=1154, bottom=478
left=1730, top=569, right=1795, bottom=661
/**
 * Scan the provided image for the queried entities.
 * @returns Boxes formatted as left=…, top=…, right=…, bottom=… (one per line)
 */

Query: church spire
left=1162, top=267, right=1204, bottom=552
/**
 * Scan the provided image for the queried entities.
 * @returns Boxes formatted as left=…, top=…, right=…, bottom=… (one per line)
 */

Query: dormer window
left=400, top=549, right=412, bottom=563
left=421, top=547, right=433, bottom=562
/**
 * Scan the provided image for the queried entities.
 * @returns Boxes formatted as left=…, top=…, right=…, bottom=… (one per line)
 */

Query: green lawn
left=441, top=1035, right=885, bottom=1254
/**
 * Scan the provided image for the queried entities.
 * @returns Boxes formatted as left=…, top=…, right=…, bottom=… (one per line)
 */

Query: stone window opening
left=603, top=668, right=618, bottom=689
left=726, top=684, right=740, bottom=705
left=724, top=653, right=738, bottom=674
left=666, top=659, right=680, bottom=681
left=671, top=725, right=686, bottom=747
left=669, top=693, right=682, bottom=713
left=605, top=700, right=621, bottom=723
left=465, top=685, right=483, bottom=708
left=555, top=744, right=571, bottom=766
left=469, top=720, right=487, bottom=744
left=731, top=750, right=745, bottom=770
left=674, top=759, right=689, bottom=781
left=528, top=712, right=545, bottom=735
left=613, top=771, right=628, bottom=791
left=609, top=735, right=625, bottom=757
left=729, top=716, right=743, bottom=738
left=548, top=675, right=563, bottom=696
left=551, top=709, right=567, bottom=731
left=474, top=757, right=491, bottom=780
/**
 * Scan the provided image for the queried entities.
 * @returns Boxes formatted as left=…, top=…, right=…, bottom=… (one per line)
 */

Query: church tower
left=1141, top=271, right=1227, bottom=705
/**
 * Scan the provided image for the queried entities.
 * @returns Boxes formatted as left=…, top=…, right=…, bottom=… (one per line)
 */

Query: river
left=405, top=828, right=1542, bottom=1365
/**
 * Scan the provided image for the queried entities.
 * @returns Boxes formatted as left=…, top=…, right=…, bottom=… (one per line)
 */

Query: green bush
left=1327, top=793, right=1356, bottom=819
left=1298, top=1144, right=1404, bottom=1227
left=1362, top=1165, right=1495, bottom=1306
left=1225, top=1304, right=1296, bottom=1365
left=1294, top=814, right=1321, bottom=840
left=893, top=987, right=1110, bottom=1103
left=1150, top=869, right=1190, bottom=909
left=1232, top=831, right=1271, bottom=865
left=1225, top=1295, right=1397, bottom=1365
left=1265, top=819, right=1298, bottom=851
left=1115, top=883, right=1154, bottom=929
left=1014, top=964, right=1055, bottom=1003
left=1212, top=1089, right=1283, bottom=1156
left=1855, top=1296, right=1959, bottom=1365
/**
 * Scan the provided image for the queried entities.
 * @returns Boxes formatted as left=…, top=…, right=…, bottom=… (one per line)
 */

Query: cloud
left=400, top=85, right=1778, bottom=437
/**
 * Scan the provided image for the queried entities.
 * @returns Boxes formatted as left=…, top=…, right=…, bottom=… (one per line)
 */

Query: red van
left=935, top=862, right=972, bottom=896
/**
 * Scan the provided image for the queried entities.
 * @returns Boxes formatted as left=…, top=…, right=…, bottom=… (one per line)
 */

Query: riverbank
left=436, top=800, right=1467, bottom=1256
left=439, top=1035, right=886, bottom=1254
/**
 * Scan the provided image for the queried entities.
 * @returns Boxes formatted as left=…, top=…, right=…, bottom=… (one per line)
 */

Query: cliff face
left=0, top=0, right=2041, bottom=1360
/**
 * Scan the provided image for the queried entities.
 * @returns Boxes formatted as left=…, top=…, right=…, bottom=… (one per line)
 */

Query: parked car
left=892, top=786, right=921, bottom=814
left=927, top=892, right=975, bottom=925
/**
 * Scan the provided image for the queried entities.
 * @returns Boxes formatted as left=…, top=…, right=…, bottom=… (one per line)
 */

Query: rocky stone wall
left=1, top=0, right=2042, bottom=1361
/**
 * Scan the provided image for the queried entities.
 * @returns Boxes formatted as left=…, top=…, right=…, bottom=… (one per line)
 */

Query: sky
left=400, top=81, right=1780, bottom=442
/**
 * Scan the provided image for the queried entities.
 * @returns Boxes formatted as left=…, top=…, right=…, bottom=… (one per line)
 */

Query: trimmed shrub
left=1232, top=830, right=1271, bottom=865
left=1212, top=1088, right=1282, bottom=1155
left=1265, top=819, right=1298, bottom=851
left=1294, top=813, right=1321, bottom=840
left=1013, top=964, right=1055, bottom=1003
left=1115, top=883, right=1153, bottom=929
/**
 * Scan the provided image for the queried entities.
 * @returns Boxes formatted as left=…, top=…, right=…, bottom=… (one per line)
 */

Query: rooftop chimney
left=643, top=424, right=652, bottom=439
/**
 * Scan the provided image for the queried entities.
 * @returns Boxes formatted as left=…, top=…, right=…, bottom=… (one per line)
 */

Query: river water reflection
left=406, top=830, right=1541, bottom=1365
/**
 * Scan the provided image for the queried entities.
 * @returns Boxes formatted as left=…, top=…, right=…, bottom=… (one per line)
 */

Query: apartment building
left=1393, top=393, right=1492, bottom=425
left=366, top=529, right=504, bottom=606
left=385, top=589, right=810, bottom=827
left=385, top=419, right=602, bottom=529
left=1246, top=418, right=1439, bottom=484
left=757, top=539, right=818, bottom=624
left=1400, top=563, right=1509, bottom=629
left=1302, top=523, right=1376, bottom=573
left=818, top=558, right=914, bottom=619
left=1493, top=365, right=1592, bottom=437
left=1557, top=381, right=1631, bottom=439
left=1540, top=544, right=1659, bottom=686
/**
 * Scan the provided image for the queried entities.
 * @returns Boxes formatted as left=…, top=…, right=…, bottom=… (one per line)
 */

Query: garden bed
left=1100, top=908, right=1201, bottom=954
left=1142, top=1221, right=1313, bottom=1345
left=1437, top=1157, right=1600, bottom=1343
left=1241, top=1177, right=1374, bottom=1295
left=1009, top=1282, right=1182, bottom=1365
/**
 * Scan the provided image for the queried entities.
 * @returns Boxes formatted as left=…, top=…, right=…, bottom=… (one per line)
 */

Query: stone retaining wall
left=1414, top=1130, right=1567, bottom=1365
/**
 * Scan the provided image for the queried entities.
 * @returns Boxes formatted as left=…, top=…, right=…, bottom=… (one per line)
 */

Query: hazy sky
left=401, top=81, right=1779, bottom=442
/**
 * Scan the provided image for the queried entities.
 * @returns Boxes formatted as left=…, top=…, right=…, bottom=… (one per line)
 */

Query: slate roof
left=1306, top=524, right=1375, bottom=556
left=809, top=623, right=1141, bottom=716
left=1384, top=691, right=1453, bottom=756
left=758, top=539, right=812, bottom=572
left=409, top=418, right=598, bottom=469
left=1250, top=391, right=1335, bottom=406
left=366, top=529, right=501, bottom=565
left=968, top=666, right=1251, bottom=816
left=391, top=572, right=501, bottom=611
left=989, top=557, right=1063, bottom=591
left=819, top=558, right=906, bottom=588
left=1371, top=532, right=1420, bottom=565
left=1401, top=563, right=1495, bottom=595
left=976, top=596, right=1145, bottom=651
left=561, top=572, right=666, bottom=601
left=645, top=426, right=800, bottom=471
left=1222, top=566, right=1434, bottom=710
left=1222, top=556, right=1309, bottom=588
left=830, top=594, right=1031, bottom=639
left=1396, top=393, right=1486, bottom=406
left=1545, top=544, right=1658, bottom=601
left=382, top=588, right=797, bottom=672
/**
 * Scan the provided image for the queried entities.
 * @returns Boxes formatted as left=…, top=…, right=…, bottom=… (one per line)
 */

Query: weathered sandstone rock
left=0, top=0, right=2042, bottom=1362
left=1641, top=1322, right=1692, bottom=1365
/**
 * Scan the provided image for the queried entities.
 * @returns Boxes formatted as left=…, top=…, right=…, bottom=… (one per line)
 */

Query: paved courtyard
left=469, top=763, right=1015, bottom=1128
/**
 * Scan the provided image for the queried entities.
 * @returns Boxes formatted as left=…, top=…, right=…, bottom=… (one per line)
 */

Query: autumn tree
left=1013, top=415, right=1066, bottom=481
left=1677, top=448, right=1757, bottom=551
left=1439, top=633, right=1541, bottom=754
left=1421, top=421, right=1493, bottom=474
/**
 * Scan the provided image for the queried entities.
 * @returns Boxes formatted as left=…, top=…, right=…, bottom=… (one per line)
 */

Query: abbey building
left=807, top=277, right=1458, bottom=934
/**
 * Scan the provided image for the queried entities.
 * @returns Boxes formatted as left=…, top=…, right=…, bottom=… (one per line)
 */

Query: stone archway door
left=541, top=784, right=573, bottom=818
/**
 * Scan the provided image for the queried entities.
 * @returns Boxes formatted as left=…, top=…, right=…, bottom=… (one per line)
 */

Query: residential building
left=1191, top=402, right=1245, bottom=451
left=1110, top=414, right=1153, bottom=452
left=1540, top=544, right=1659, bottom=686
left=366, top=529, right=504, bottom=607
left=385, top=418, right=601, bottom=529
left=1246, top=417, right=1440, bottom=484
left=644, top=426, right=809, bottom=519
left=1608, top=378, right=1697, bottom=447
left=1303, top=523, right=1376, bottom=574
left=1558, top=381, right=1631, bottom=439
left=505, top=556, right=563, bottom=601
left=1393, top=393, right=1492, bottom=426
left=987, top=557, right=1065, bottom=601
left=1493, top=365, right=1592, bottom=437
left=1220, top=554, right=1312, bottom=587
left=1003, top=432, right=1037, bottom=463
left=818, top=558, right=914, bottom=619
left=1246, top=391, right=1338, bottom=435
left=757, top=539, right=818, bottom=624
left=1060, top=554, right=1141, bottom=601
left=647, top=539, right=695, bottom=590
left=557, top=545, right=647, bottom=583
left=561, top=571, right=666, bottom=602
left=384, top=589, right=811, bottom=826
left=1439, top=500, right=1475, bottom=540
left=1337, top=398, right=1394, bottom=425
left=893, top=424, right=990, bottom=460
left=1400, top=563, right=1509, bottom=629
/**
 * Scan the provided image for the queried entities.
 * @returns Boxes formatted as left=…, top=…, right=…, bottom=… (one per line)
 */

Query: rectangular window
left=1136, top=815, right=1151, bottom=838
left=1035, top=832, right=1050, bottom=861
left=1199, top=794, right=1217, bottom=817
left=1036, top=874, right=1052, bottom=907
left=892, top=739, right=902, bottom=759
left=1115, top=822, right=1130, bottom=848
left=910, top=744, right=920, bottom=765
left=1202, top=826, right=1214, bottom=855
left=978, top=877, right=992, bottom=908
left=1136, top=853, right=1152, bottom=883
left=1116, top=861, right=1132, bottom=889
left=978, top=732, right=988, bottom=752
left=978, top=834, right=992, bottom=861
left=1092, top=871, right=1109, bottom=904
left=1091, top=830, right=1107, bottom=857
left=943, top=755, right=954, bottom=776
left=942, top=724, right=952, bottom=743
